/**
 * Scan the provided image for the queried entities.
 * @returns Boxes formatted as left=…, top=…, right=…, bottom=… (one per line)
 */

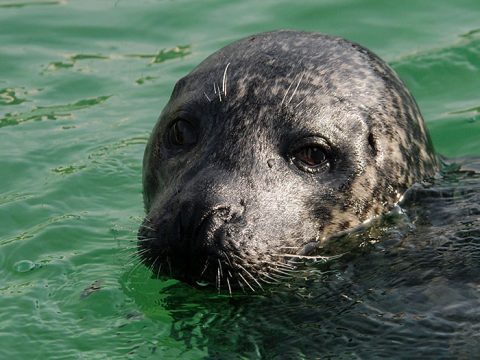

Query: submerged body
left=138, top=30, right=437, bottom=289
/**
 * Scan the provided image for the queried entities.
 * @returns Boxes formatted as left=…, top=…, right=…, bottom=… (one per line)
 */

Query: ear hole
left=368, top=132, right=378, bottom=156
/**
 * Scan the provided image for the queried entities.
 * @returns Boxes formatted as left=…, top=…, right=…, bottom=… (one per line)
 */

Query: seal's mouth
left=137, top=202, right=359, bottom=293
left=137, top=215, right=304, bottom=293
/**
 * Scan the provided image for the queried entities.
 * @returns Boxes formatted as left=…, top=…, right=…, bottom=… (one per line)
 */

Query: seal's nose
left=166, top=198, right=245, bottom=283
left=179, top=199, right=245, bottom=247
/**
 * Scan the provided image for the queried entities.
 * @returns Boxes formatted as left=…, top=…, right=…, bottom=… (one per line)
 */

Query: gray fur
left=138, top=30, right=437, bottom=291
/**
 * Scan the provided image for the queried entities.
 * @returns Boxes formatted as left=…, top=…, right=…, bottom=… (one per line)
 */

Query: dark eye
left=166, top=119, right=197, bottom=148
left=293, top=146, right=329, bottom=172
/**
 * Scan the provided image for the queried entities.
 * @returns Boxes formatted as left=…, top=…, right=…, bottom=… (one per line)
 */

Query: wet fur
left=138, top=30, right=437, bottom=292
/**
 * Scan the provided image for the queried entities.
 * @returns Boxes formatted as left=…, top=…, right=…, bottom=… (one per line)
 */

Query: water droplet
left=14, top=260, right=37, bottom=273
left=196, top=280, right=210, bottom=287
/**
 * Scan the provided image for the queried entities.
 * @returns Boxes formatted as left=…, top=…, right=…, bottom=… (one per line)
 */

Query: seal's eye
left=292, top=145, right=330, bottom=173
left=166, top=119, right=197, bottom=148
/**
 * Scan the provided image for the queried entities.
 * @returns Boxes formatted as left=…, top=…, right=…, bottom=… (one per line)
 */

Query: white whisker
left=269, top=267, right=292, bottom=277
left=138, top=224, right=155, bottom=231
left=237, top=264, right=264, bottom=291
left=217, top=258, right=223, bottom=278
left=222, top=62, right=230, bottom=97
left=200, top=259, right=209, bottom=276
left=214, top=82, right=222, bottom=102
left=280, top=78, right=295, bottom=106
left=226, top=275, right=232, bottom=296
left=294, top=97, right=306, bottom=109
left=272, top=253, right=345, bottom=261
left=259, top=271, right=279, bottom=283
left=287, top=73, right=304, bottom=105
left=238, top=272, right=255, bottom=292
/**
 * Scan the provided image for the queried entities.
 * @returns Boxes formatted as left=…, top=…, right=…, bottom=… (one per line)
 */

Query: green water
left=1, top=0, right=479, bottom=358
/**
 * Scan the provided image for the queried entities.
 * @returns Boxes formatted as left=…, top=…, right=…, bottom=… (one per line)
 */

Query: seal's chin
left=137, top=215, right=240, bottom=289
left=137, top=227, right=211, bottom=285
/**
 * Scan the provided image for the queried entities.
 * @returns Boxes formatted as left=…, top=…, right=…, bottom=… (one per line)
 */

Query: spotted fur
left=138, top=30, right=438, bottom=292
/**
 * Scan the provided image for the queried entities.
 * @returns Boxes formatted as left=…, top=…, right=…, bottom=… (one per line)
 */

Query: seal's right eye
left=165, top=118, right=198, bottom=148
left=289, top=137, right=333, bottom=174
left=292, top=145, right=330, bottom=173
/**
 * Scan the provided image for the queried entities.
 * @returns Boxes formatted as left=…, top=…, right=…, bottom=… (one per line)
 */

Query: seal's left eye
left=293, top=146, right=329, bottom=172
left=166, top=119, right=197, bottom=148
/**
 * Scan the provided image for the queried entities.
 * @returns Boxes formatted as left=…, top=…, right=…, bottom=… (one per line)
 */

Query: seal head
left=138, top=30, right=437, bottom=289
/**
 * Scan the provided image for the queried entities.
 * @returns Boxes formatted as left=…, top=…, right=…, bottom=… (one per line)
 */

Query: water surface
left=1, top=0, right=480, bottom=358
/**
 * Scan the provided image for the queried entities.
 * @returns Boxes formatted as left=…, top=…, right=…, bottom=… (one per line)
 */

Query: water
left=1, top=0, right=479, bottom=358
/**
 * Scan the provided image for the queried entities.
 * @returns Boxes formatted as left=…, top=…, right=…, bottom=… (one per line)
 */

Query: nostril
left=191, top=204, right=244, bottom=240
left=214, top=206, right=232, bottom=222
left=217, top=203, right=246, bottom=223
left=177, top=199, right=246, bottom=253
left=196, top=205, right=233, bottom=232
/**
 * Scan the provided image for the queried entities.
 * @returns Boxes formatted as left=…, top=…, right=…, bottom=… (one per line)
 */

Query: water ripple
left=0, top=95, right=111, bottom=128
left=0, top=88, right=27, bottom=106
left=43, top=45, right=192, bottom=75
left=0, top=0, right=65, bottom=8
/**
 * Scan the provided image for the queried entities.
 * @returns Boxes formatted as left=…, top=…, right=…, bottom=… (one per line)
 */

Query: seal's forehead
left=192, top=30, right=383, bottom=81
left=178, top=30, right=398, bottom=112
left=201, top=31, right=358, bottom=67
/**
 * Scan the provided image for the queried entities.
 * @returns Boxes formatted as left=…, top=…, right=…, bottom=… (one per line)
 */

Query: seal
left=137, top=30, right=438, bottom=291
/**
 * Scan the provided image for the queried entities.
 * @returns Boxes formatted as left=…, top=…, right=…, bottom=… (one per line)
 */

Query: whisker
left=144, top=216, right=152, bottom=223
left=294, top=97, right=306, bottom=109
left=213, top=82, right=222, bottom=102
left=258, top=277, right=276, bottom=285
left=236, top=264, right=264, bottom=291
left=274, top=261, right=296, bottom=270
left=156, top=260, right=162, bottom=278
left=204, top=92, right=212, bottom=102
left=269, top=267, right=293, bottom=277
left=273, top=253, right=345, bottom=261
left=119, top=247, right=134, bottom=257
left=200, top=259, right=209, bottom=276
left=286, top=260, right=304, bottom=265
left=217, top=258, right=223, bottom=278
left=125, top=256, right=145, bottom=265
left=136, top=245, right=150, bottom=253
left=138, top=224, right=155, bottom=232
left=126, top=258, right=146, bottom=276
left=222, top=62, right=231, bottom=97
left=263, top=260, right=295, bottom=270
left=237, top=278, right=246, bottom=294
left=149, top=256, right=159, bottom=274
left=280, top=78, right=295, bottom=106
left=226, top=275, right=232, bottom=296
left=231, top=254, right=243, bottom=262
left=238, top=272, right=255, bottom=292
left=287, top=73, right=304, bottom=105
left=125, top=253, right=147, bottom=265
left=136, top=237, right=155, bottom=243
left=258, top=271, right=280, bottom=283
left=123, top=255, right=141, bottom=268
left=222, top=251, right=234, bottom=268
